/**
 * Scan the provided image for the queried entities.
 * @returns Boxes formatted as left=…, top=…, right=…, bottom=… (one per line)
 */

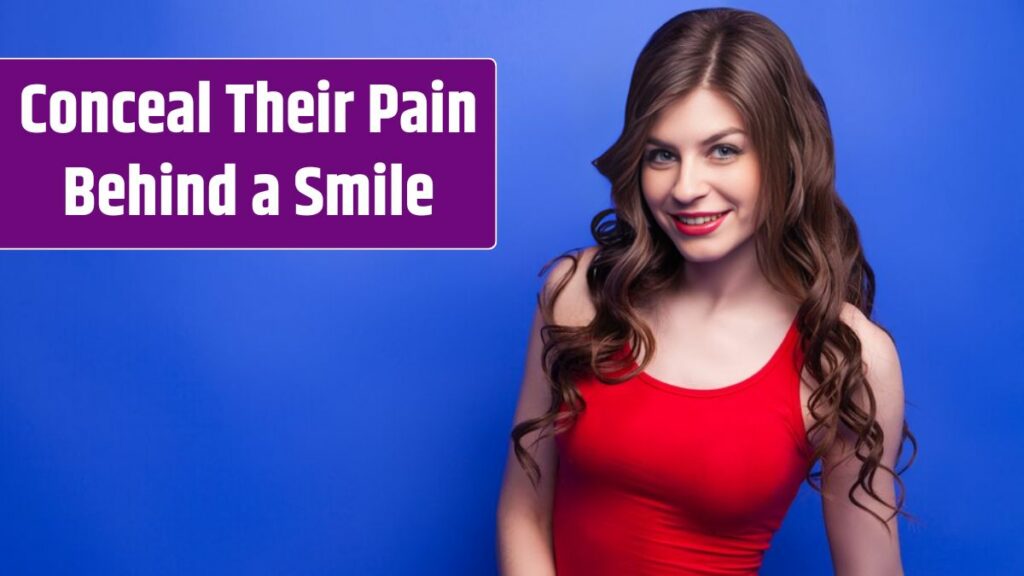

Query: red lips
left=671, top=210, right=730, bottom=236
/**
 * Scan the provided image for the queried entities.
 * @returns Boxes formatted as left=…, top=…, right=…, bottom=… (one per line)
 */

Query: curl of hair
left=510, top=7, right=917, bottom=533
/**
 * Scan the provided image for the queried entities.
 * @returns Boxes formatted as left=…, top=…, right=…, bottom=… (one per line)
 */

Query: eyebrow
left=646, top=128, right=746, bottom=150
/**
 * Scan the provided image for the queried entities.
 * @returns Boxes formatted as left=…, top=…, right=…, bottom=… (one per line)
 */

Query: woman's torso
left=632, top=299, right=817, bottom=436
left=551, top=300, right=816, bottom=575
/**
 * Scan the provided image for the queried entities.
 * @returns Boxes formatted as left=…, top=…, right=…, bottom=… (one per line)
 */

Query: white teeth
left=675, top=213, right=724, bottom=225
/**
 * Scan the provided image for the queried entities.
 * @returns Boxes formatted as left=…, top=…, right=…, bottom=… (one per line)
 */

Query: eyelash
left=644, top=145, right=740, bottom=165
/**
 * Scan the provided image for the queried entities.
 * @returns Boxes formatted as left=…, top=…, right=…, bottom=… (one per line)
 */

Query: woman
left=497, top=7, right=917, bottom=576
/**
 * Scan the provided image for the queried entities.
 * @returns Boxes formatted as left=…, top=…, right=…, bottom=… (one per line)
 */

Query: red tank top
left=552, top=315, right=814, bottom=575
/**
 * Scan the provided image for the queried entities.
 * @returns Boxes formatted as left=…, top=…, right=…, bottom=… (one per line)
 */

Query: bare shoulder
left=541, top=245, right=599, bottom=328
left=829, top=303, right=905, bottom=444
left=838, top=303, right=902, bottom=381
left=802, top=303, right=905, bottom=447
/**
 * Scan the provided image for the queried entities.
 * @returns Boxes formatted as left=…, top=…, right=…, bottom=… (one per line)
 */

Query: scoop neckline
left=626, top=314, right=800, bottom=398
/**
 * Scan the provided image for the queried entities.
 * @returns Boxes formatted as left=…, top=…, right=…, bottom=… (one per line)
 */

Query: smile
left=671, top=210, right=730, bottom=236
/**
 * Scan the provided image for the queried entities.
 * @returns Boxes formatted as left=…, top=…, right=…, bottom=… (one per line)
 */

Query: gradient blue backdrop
left=1, top=1, right=1021, bottom=574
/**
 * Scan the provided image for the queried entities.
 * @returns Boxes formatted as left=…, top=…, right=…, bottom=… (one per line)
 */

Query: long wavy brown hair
left=511, top=7, right=917, bottom=531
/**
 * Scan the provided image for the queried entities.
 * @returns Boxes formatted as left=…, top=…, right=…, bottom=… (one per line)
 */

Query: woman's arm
left=820, top=304, right=908, bottom=576
left=496, top=304, right=559, bottom=576
left=496, top=247, right=597, bottom=576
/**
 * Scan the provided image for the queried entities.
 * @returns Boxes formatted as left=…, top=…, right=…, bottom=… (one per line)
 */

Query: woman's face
left=640, top=87, right=761, bottom=264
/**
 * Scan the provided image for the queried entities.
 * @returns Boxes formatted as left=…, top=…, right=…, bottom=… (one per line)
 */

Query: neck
left=671, top=235, right=786, bottom=315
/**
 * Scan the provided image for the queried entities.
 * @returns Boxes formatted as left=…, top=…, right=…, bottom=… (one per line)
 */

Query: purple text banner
left=0, top=58, right=496, bottom=249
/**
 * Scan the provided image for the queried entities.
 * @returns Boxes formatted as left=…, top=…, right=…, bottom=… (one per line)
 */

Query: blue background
left=1, top=1, right=1021, bottom=574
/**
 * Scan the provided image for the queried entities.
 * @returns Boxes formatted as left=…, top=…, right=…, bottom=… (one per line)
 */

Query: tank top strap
left=761, top=313, right=803, bottom=389
left=774, top=314, right=814, bottom=460
left=781, top=313, right=805, bottom=375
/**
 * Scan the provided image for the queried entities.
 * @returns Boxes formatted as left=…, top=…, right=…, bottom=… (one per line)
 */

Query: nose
left=670, top=154, right=709, bottom=205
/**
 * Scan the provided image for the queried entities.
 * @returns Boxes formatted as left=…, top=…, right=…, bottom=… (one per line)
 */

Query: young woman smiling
left=497, top=7, right=917, bottom=576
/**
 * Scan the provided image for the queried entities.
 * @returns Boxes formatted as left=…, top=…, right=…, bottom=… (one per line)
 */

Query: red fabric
left=552, top=316, right=813, bottom=575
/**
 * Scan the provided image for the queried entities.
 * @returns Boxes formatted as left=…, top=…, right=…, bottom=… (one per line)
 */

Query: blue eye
left=644, top=149, right=675, bottom=165
left=711, top=145, right=740, bottom=159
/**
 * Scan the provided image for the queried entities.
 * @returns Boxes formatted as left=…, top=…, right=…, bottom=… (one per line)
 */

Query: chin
left=678, top=249, right=726, bottom=263
left=672, top=237, right=740, bottom=263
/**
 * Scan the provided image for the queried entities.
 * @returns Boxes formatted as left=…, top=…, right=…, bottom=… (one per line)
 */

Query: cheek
left=710, top=166, right=760, bottom=213
left=639, top=172, right=653, bottom=206
left=640, top=169, right=669, bottom=201
left=732, top=160, right=761, bottom=205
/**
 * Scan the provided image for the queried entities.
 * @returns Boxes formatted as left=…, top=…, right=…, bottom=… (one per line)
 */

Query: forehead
left=649, top=88, right=747, bottom=142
